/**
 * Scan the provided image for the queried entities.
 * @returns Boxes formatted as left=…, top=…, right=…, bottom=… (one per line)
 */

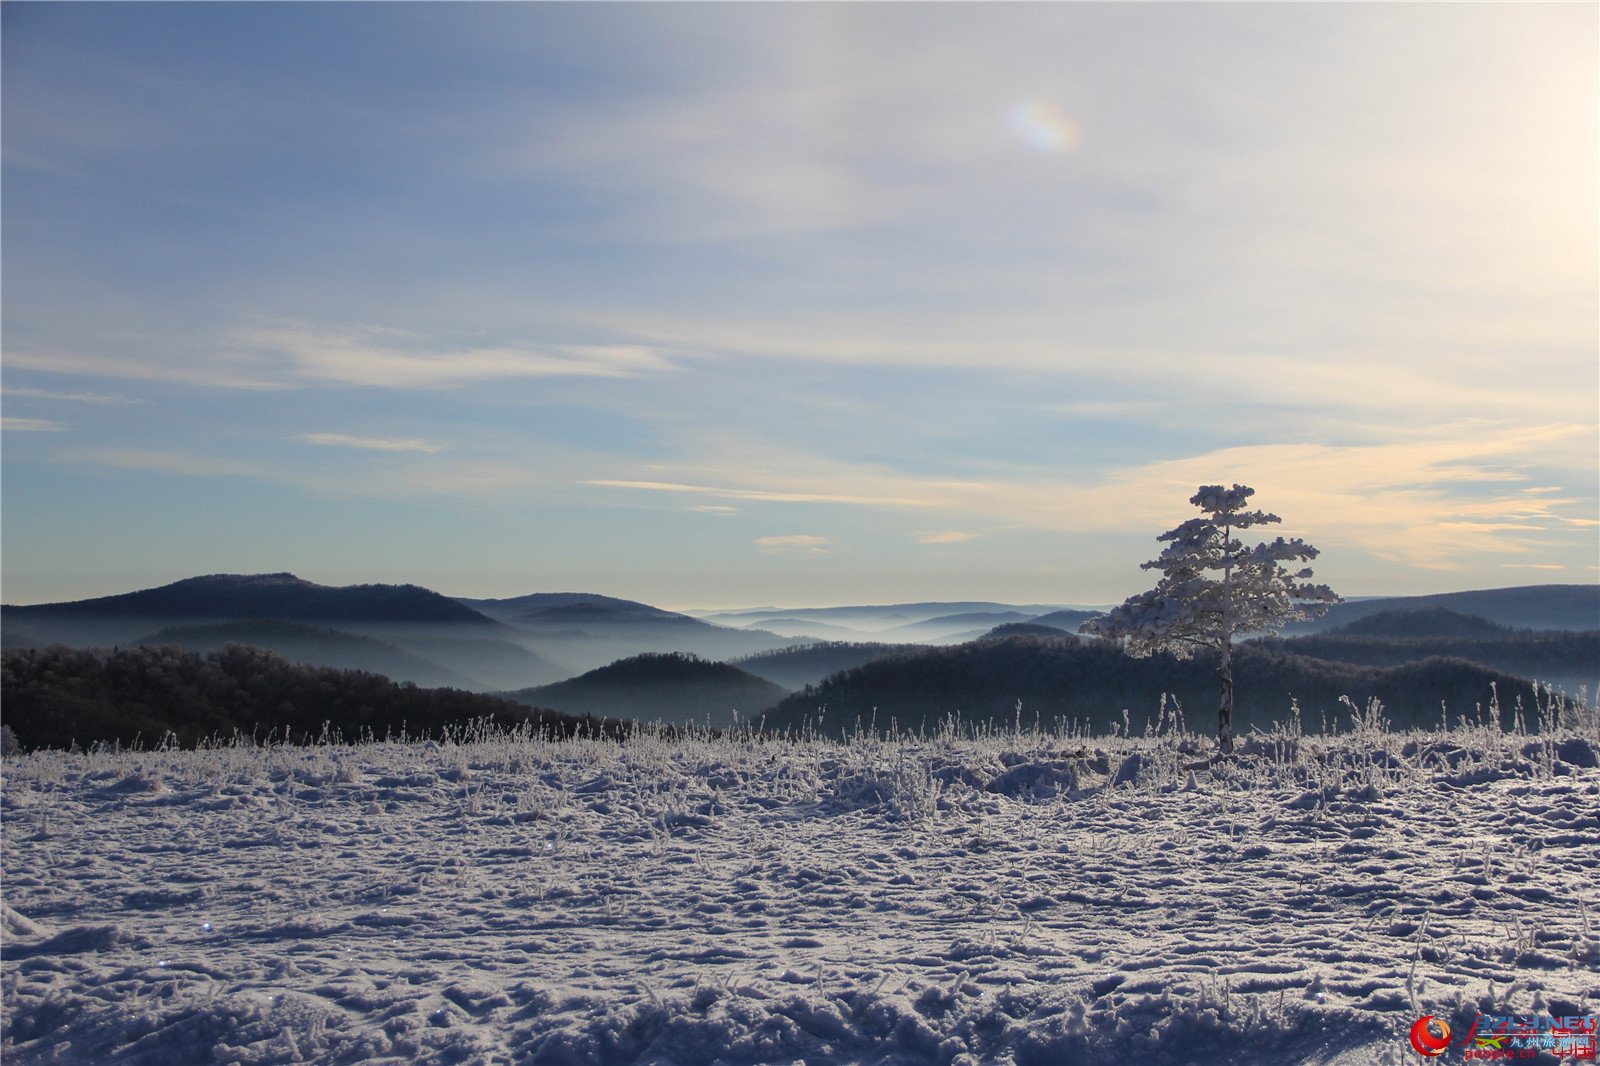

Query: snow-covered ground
left=3, top=720, right=1597, bottom=1065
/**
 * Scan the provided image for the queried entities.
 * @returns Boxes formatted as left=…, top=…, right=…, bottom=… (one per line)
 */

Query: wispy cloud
left=3, top=349, right=282, bottom=389
left=242, top=327, right=675, bottom=389
left=2, top=5, right=1591, bottom=603
left=3, top=327, right=678, bottom=392
left=756, top=534, right=833, bottom=555
left=978, top=423, right=1599, bottom=571
left=1, top=386, right=146, bottom=406
left=596, top=419, right=1595, bottom=576
left=583, top=479, right=939, bottom=508
left=917, top=531, right=977, bottom=545
left=1, top=417, right=67, bottom=432
left=299, top=433, right=445, bottom=454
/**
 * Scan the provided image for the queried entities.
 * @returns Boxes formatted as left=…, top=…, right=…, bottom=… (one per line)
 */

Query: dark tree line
left=766, top=635, right=1548, bottom=738
left=0, top=643, right=631, bottom=752
left=1258, top=630, right=1597, bottom=680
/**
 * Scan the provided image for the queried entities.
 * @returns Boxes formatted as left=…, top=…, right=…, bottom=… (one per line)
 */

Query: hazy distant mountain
left=982, top=622, right=1077, bottom=640
left=0, top=627, right=42, bottom=652
left=387, top=634, right=570, bottom=690
left=1329, top=607, right=1511, bottom=638
left=132, top=620, right=482, bottom=690
left=766, top=634, right=1546, bottom=737
left=4, top=573, right=499, bottom=647
left=458, top=592, right=691, bottom=628
left=732, top=642, right=925, bottom=690
left=16, top=572, right=494, bottom=623
left=1028, top=608, right=1102, bottom=632
left=695, top=602, right=1070, bottom=636
left=875, top=611, right=1045, bottom=642
left=740, top=618, right=871, bottom=640
left=1256, top=627, right=1598, bottom=697
left=506, top=652, right=789, bottom=727
left=460, top=592, right=796, bottom=672
left=1280, top=585, right=1598, bottom=634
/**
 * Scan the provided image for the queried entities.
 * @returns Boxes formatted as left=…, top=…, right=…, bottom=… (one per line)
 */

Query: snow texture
left=3, top=723, right=1597, bottom=1065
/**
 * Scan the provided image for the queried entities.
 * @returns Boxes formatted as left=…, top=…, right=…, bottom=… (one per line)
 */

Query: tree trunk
left=1217, top=639, right=1235, bottom=754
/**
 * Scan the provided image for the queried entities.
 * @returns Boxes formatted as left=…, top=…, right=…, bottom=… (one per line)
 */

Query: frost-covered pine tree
left=1082, top=484, right=1340, bottom=753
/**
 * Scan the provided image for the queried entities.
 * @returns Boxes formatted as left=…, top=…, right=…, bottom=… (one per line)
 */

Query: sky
left=2, top=2, right=1596, bottom=610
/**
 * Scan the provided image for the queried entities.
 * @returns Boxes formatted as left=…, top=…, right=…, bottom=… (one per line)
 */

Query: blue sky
left=3, top=2, right=1596, bottom=609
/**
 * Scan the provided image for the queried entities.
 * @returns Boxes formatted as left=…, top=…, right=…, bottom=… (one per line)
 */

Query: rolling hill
left=1328, top=607, right=1511, bottom=638
left=765, top=634, right=1549, bottom=738
left=458, top=592, right=692, bottom=628
left=506, top=652, right=789, bottom=727
left=732, top=642, right=926, bottom=690
left=1257, top=627, right=1598, bottom=697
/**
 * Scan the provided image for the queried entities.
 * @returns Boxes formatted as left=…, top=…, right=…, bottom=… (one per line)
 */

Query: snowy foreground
left=3, top=723, right=1598, bottom=1065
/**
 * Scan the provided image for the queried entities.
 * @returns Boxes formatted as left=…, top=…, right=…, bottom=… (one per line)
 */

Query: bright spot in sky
left=1008, top=100, right=1081, bottom=153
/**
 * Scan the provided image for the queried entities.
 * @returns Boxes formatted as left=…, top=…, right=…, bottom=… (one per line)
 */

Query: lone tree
left=1082, top=484, right=1339, bottom=753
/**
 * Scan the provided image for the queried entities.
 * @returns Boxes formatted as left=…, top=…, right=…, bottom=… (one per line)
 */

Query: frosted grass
left=3, top=692, right=1596, bottom=1065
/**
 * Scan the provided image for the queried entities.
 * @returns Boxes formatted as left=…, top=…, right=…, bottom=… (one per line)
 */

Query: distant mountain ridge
left=132, top=619, right=484, bottom=690
left=1283, top=585, right=1597, bottom=634
left=7, top=573, right=495, bottom=626
left=457, top=592, right=690, bottom=627
left=1329, top=607, right=1512, bottom=638
left=733, top=642, right=926, bottom=690
left=457, top=591, right=796, bottom=672
left=695, top=601, right=1075, bottom=634
left=127, top=619, right=571, bottom=692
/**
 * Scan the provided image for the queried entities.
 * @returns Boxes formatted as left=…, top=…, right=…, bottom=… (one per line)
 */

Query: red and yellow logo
left=1410, top=1016, right=1452, bottom=1057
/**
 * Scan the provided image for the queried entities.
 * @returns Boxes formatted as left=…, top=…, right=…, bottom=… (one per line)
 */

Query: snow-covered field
left=3, top=719, right=1598, bottom=1065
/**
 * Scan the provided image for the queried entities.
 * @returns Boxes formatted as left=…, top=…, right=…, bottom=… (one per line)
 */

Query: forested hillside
left=732, top=642, right=924, bottom=690
left=766, top=635, right=1552, bottom=737
left=506, top=652, right=788, bottom=727
left=0, top=644, right=626, bottom=752
left=1259, top=628, right=1597, bottom=695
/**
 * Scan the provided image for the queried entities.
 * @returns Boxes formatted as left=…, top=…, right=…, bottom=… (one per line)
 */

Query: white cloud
left=2, top=326, right=678, bottom=392
left=300, top=433, right=444, bottom=454
left=594, top=419, right=1596, bottom=576
left=1, top=417, right=66, bottom=432
left=1, top=386, right=145, bottom=406
left=756, top=534, right=833, bottom=555
left=2, top=349, right=282, bottom=389
left=917, top=531, right=976, bottom=545
left=583, top=479, right=939, bottom=509
left=242, top=327, right=675, bottom=388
